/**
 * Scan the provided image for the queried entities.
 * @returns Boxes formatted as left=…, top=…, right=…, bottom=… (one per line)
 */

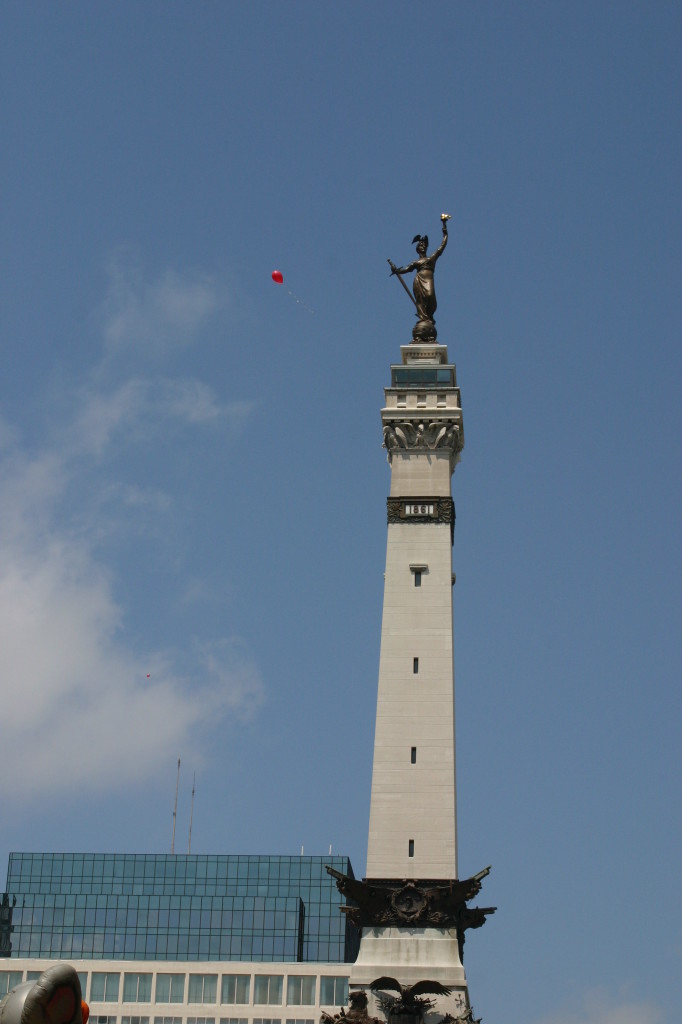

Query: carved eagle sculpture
left=370, top=978, right=452, bottom=1017
left=325, top=866, right=492, bottom=930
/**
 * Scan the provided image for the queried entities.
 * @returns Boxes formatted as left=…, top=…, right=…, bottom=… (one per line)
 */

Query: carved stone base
left=351, top=926, right=466, bottom=985
left=411, top=319, right=437, bottom=343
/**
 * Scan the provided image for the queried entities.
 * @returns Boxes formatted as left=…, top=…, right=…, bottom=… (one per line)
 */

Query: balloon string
left=286, top=288, right=315, bottom=314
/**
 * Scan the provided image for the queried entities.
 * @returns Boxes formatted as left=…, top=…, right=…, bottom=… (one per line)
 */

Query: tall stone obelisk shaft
left=366, top=343, right=464, bottom=881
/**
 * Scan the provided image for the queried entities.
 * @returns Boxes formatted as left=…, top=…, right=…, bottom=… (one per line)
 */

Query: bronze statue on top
left=388, top=214, right=451, bottom=343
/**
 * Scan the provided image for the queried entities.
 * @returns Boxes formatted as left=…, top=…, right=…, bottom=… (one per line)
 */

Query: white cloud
left=0, top=258, right=262, bottom=802
left=158, top=378, right=253, bottom=426
left=67, top=378, right=253, bottom=458
left=101, top=257, right=226, bottom=353
left=0, top=447, right=264, bottom=800
left=0, top=452, right=67, bottom=542
left=100, top=482, right=173, bottom=513
left=70, top=378, right=147, bottom=457
left=534, top=989, right=663, bottom=1024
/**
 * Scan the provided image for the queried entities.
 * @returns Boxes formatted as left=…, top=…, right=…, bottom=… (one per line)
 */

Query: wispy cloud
left=0, top=258, right=262, bottom=801
left=534, top=989, right=663, bottom=1024
left=68, top=377, right=254, bottom=457
left=0, top=438, right=264, bottom=803
left=101, top=256, right=226, bottom=354
left=158, top=379, right=253, bottom=426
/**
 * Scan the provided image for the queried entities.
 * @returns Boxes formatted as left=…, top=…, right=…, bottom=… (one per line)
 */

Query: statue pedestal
left=400, top=343, right=449, bottom=365
left=350, top=927, right=468, bottom=1023
left=412, top=319, right=437, bottom=343
left=352, top=927, right=465, bottom=985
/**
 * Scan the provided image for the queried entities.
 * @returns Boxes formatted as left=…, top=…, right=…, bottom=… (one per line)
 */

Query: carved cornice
left=325, top=867, right=496, bottom=932
left=382, top=420, right=463, bottom=461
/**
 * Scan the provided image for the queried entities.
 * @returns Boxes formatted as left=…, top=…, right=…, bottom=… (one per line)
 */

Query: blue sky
left=1, top=3, right=680, bottom=1022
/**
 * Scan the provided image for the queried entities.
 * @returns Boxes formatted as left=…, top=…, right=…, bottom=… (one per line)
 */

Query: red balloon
left=271, top=270, right=284, bottom=284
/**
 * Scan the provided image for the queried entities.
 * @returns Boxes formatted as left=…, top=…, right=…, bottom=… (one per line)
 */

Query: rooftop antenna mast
left=171, top=758, right=181, bottom=854
left=188, top=773, right=196, bottom=854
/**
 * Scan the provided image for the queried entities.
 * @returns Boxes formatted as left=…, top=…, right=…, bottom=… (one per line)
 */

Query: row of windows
left=15, top=907, right=308, bottom=929
left=11, top=940, right=345, bottom=964
left=10, top=882, right=341, bottom=900
left=10, top=855, right=345, bottom=867
left=11, top=936, right=303, bottom=961
left=7, top=888, right=336, bottom=901
left=9, top=857, right=350, bottom=885
left=10, top=888, right=343, bottom=903
left=91, top=1018, right=312, bottom=1024
left=0, top=973, right=348, bottom=1008
left=9, top=854, right=345, bottom=866
left=13, top=895, right=325, bottom=909
left=9, top=887, right=338, bottom=899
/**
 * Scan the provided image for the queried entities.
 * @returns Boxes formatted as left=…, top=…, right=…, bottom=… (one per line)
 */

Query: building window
left=286, top=1019, right=315, bottom=1024
left=123, top=975, right=152, bottom=1003
left=122, top=1017, right=149, bottom=1024
left=187, top=1018, right=215, bottom=1024
left=92, top=1018, right=117, bottom=1024
left=413, top=657, right=419, bottom=674
left=188, top=976, right=218, bottom=1004
left=286, top=977, right=316, bottom=1006
left=155, top=1018, right=182, bottom=1024
left=0, top=973, right=24, bottom=997
left=319, top=978, right=348, bottom=1007
left=91, top=974, right=121, bottom=1003
left=411, top=747, right=417, bottom=764
left=408, top=840, right=415, bottom=858
left=254, top=976, right=283, bottom=1006
left=253, top=1019, right=281, bottom=1024
left=155, top=976, right=185, bottom=1004
left=221, top=976, right=250, bottom=1005
left=410, top=564, right=427, bottom=584
left=221, top=1019, right=248, bottom=1024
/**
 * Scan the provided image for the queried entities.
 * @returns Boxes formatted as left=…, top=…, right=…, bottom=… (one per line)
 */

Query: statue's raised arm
left=388, top=214, right=451, bottom=343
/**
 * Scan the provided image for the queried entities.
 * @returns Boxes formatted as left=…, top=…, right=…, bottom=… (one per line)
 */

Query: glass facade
left=4, top=854, right=358, bottom=964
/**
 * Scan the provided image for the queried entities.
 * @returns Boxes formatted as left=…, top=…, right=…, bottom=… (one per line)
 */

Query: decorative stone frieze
left=386, top=498, right=455, bottom=542
left=325, top=866, right=495, bottom=961
left=382, top=421, right=463, bottom=460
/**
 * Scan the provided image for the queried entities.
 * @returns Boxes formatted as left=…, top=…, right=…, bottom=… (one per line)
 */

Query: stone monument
left=328, top=217, right=493, bottom=1024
